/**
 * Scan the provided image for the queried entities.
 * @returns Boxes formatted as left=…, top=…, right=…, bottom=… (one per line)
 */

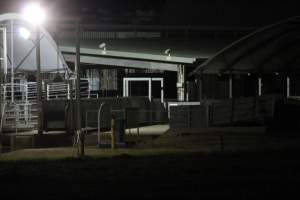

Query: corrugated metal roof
left=190, top=16, right=300, bottom=76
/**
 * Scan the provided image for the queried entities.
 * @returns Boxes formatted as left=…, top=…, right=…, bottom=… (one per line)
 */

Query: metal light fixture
left=164, top=48, right=171, bottom=60
left=99, top=42, right=106, bottom=54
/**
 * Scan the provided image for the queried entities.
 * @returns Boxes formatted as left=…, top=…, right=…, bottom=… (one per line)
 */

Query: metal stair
left=2, top=101, right=38, bottom=131
left=1, top=82, right=38, bottom=132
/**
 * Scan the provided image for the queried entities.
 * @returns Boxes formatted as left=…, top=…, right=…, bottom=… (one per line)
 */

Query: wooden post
left=287, top=76, right=290, bottom=97
left=111, top=114, right=116, bottom=149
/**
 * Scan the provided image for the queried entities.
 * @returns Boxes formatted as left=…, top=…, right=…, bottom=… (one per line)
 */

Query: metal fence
left=1, top=82, right=38, bottom=102
left=169, top=96, right=281, bottom=129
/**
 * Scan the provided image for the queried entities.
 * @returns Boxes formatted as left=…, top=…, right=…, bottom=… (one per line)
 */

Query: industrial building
left=1, top=9, right=299, bottom=147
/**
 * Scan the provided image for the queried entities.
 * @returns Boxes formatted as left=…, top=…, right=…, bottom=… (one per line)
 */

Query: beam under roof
left=60, top=46, right=197, bottom=65
left=63, top=54, right=179, bottom=71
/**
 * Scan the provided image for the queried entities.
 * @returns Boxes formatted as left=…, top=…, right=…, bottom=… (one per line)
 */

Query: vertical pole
left=287, top=76, right=290, bottom=97
left=10, top=20, right=14, bottom=103
left=111, top=114, right=116, bottom=149
left=126, top=80, right=129, bottom=97
left=123, top=78, right=126, bottom=97
left=75, top=20, right=84, bottom=156
left=0, top=28, right=3, bottom=140
left=161, top=79, right=164, bottom=103
left=97, top=103, right=105, bottom=147
left=229, top=74, right=233, bottom=99
left=36, top=25, right=43, bottom=134
left=2, top=27, right=7, bottom=80
left=75, top=21, right=81, bottom=130
left=67, top=84, right=70, bottom=99
left=177, top=64, right=185, bottom=101
left=258, top=77, right=262, bottom=97
left=149, top=78, right=152, bottom=102
left=186, top=82, right=189, bottom=101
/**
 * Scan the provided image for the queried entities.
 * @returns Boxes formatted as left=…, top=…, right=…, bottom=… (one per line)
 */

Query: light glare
left=22, top=2, right=46, bottom=25
left=19, top=27, right=31, bottom=40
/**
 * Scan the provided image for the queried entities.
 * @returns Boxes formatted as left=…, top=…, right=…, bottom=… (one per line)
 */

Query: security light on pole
left=99, top=42, right=106, bottom=54
left=22, top=2, right=46, bottom=135
left=164, top=48, right=171, bottom=60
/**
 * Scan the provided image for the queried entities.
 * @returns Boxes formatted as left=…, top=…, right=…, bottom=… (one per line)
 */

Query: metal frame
left=177, top=64, right=185, bottom=101
left=10, top=19, right=14, bottom=103
left=0, top=27, right=7, bottom=134
left=0, top=27, right=8, bottom=77
left=97, top=103, right=106, bottom=147
left=258, top=77, right=262, bottom=96
left=123, top=77, right=164, bottom=103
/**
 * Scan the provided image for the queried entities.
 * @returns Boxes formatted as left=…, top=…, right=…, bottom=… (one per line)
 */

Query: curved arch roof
left=0, top=13, right=68, bottom=72
left=190, top=16, right=300, bottom=75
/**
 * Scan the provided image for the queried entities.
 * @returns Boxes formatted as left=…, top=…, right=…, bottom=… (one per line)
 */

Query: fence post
left=3, top=85, right=6, bottom=101
left=25, top=83, right=28, bottom=102
left=46, top=84, right=49, bottom=100
left=67, top=83, right=70, bottom=100
left=111, top=114, right=116, bottom=149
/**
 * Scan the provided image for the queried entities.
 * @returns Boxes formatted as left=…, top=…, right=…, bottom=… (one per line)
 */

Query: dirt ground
left=1, top=127, right=300, bottom=199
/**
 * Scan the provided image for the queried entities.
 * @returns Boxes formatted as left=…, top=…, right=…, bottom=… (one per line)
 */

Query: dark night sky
left=0, top=0, right=300, bottom=27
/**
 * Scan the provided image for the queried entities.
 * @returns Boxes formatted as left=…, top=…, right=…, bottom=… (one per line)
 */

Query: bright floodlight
left=19, top=27, right=31, bottom=40
left=22, top=2, right=46, bottom=25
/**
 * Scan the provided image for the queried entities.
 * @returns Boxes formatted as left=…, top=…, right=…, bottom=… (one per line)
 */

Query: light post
left=22, top=2, right=46, bottom=134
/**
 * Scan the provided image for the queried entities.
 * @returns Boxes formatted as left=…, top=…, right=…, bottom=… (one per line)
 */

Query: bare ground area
left=1, top=126, right=300, bottom=199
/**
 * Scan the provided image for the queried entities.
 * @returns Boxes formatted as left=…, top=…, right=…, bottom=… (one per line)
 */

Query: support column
left=0, top=27, right=7, bottom=137
left=10, top=20, right=14, bottom=103
left=123, top=78, right=126, bottom=97
left=75, top=21, right=85, bottom=156
left=177, top=64, right=185, bottom=101
left=258, top=76, right=262, bottom=96
left=1, top=27, right=7, bottom=81
left=75, top=21, right=81, bottom=131
left=149, top=78, right=152, bottom=102
left=36, top=24, right=43, bottom=134
left=287, top=76, right=290, bottom=97
left=161, top=79, right=164, bottom=103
